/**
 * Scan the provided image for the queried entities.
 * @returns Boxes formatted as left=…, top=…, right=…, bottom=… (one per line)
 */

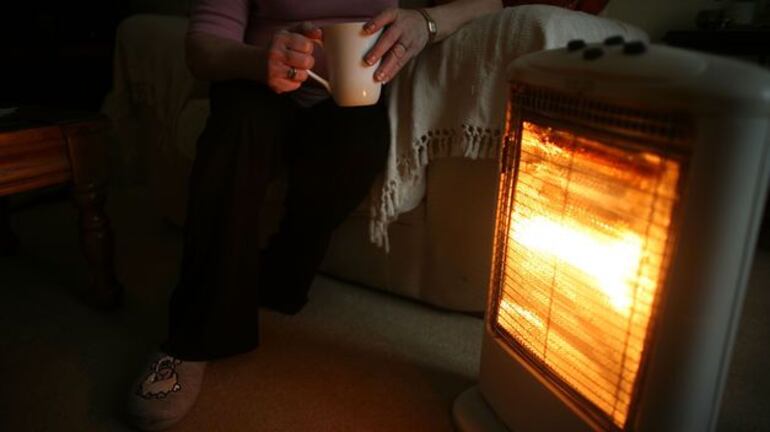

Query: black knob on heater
left=567, top=39, right=587, bottom=51
left=583, top=47, right=604, bottom=60
left=624, top=41, right=647, bottom=55
left=604, top=35, right=625, bottom=46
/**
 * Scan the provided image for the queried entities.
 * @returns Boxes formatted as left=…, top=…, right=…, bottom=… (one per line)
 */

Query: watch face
left=417, top=8, right=437, bottom=40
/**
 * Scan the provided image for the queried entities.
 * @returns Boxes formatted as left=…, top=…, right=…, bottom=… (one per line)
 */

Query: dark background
left=0, top=1, right=130, bottom=110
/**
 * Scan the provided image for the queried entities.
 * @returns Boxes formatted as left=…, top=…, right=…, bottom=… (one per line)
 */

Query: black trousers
left=162, top=81, right=389, bottom=361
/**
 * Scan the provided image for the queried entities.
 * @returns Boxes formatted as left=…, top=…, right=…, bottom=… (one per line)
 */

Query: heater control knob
left=567, top=39, right=587, bottom=51
left=583, top=47, right=604, bottom=60
left=624, top=41, right=648, bottom=55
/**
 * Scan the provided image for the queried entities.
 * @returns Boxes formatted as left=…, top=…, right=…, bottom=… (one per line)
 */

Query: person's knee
left=370, top=129, right=389, bottom=171
left=332, top=105, right=390, bottom=164
left=360, top=107, right=390, bottom=169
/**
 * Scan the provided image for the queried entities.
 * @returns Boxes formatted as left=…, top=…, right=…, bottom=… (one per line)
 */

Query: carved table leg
left=64, top=119, right=122, bottom=310
left=0, top=196, right=19, bottom=256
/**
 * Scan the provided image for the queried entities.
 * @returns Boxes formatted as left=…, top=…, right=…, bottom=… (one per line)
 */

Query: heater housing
left=454, top=42, right=770, bottom=432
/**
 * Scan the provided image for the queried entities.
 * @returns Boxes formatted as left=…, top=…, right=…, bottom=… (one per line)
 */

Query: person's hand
left=363, top=8, right=431, bottom=84
left=266, top=22, right=322, bottom=94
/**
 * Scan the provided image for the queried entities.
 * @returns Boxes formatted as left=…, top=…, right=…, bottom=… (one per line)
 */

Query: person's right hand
left=266, top=22, right=322, bottom=94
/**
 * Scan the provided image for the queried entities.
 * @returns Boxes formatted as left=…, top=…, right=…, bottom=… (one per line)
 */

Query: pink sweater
left=190, top=0, right=397, bottom=46
left=189, top=0, right=397, bottom=104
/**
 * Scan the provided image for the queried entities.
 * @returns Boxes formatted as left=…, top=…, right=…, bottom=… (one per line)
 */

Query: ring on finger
left=390, top=41, right=408, bottom=59
left=287, top=66, right=297, bottom=80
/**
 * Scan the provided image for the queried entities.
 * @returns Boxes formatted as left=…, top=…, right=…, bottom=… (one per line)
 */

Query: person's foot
left=125, top=352, right=207, bottom=431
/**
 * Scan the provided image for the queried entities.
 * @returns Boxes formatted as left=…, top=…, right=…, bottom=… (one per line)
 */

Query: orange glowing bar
left=493, top=121, right=681, bottom=429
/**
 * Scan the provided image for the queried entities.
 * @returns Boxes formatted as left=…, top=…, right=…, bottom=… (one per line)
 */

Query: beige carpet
left=0, top=187, right=482, bottom=432
left=0, top=186, right=768, bottom=431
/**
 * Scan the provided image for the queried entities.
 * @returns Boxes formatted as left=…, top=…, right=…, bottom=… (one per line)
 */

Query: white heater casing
left=455, top=43, right=770, bottom=432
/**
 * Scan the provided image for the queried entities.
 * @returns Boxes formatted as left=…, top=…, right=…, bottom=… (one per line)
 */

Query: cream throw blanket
left=371, top=6, right=647, bottom=250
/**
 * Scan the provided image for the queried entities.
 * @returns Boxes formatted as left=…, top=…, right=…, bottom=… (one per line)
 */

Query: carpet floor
left=0, top=187, right=767, bottom=431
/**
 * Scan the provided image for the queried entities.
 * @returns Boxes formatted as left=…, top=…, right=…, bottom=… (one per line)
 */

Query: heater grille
left=511, top=86, right=691, bottom=146
left=491, top=86, right=689, bottom=430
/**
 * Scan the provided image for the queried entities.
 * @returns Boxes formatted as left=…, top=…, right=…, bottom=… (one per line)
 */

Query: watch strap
left=416, top=8, right=437, bottom=44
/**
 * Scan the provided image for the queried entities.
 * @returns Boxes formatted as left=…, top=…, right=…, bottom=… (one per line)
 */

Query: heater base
left=452, top=386, right=510, bottom=432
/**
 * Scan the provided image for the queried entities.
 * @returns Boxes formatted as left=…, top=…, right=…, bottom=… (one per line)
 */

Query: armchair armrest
left=102, top=14, right=208, bottom=184
left=109, top=14, right=206, bottom=125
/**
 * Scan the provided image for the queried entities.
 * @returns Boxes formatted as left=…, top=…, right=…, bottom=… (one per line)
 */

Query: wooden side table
left=0, top=108, right=121, bottom=309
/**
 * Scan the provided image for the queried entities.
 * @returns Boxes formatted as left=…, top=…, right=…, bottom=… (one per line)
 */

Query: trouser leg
left=163, top=81, right=297, bottom=361
left=259, top=98, right=390, bottom=313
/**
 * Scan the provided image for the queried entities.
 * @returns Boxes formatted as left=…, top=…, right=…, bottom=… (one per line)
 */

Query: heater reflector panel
left=492, top=121, right=683, bottom=430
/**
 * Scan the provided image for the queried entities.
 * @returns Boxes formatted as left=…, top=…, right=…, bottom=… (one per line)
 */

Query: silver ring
left=287, top=66, right=297, bottom=80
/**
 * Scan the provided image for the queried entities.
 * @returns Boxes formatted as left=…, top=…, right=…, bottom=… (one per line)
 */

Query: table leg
left=64, top=120, right=122, bottom=309
left=0, top=197, right=19, bottom=255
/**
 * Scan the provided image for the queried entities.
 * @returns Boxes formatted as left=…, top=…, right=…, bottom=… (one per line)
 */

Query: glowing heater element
left=512, top=216, right=643, bottom=315
left=493, top=121, right=682, bottom=429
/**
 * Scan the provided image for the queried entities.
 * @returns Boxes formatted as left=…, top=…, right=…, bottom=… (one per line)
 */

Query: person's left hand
left=363, top=8, right=430, bottom=84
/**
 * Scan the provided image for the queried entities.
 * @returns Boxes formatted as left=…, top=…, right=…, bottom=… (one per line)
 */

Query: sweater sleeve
left=188, top=0, right=251, bottom=42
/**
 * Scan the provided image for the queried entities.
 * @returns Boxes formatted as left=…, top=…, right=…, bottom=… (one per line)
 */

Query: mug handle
left=306, top=39, right=331, bottom=92
left=307, top=70, right=331, bottom=93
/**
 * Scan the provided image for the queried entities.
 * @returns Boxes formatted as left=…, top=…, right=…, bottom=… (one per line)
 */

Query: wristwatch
left=417, top=8, right=438, bottom=44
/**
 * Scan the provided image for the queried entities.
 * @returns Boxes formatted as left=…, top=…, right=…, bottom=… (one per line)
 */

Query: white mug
left=307, top=22, right=383, bottom=107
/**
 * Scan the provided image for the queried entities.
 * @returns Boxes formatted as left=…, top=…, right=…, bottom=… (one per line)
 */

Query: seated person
left=126, top=0, right=502, bottom=430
